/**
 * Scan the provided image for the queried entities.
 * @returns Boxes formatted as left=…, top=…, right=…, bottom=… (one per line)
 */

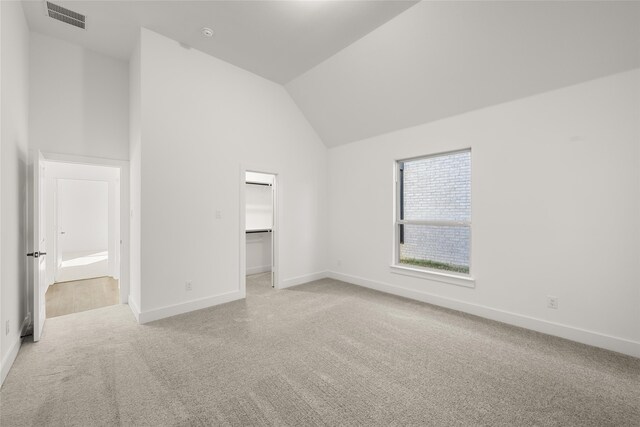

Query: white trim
left=0, top=315, right=32, bottom=386
left=396, top=147, right=472, bottom=163
left=1, top=331, right=23, bottom=388
left=327, top=271, right=640, bottom=358
left=239, top=168, right=247, bottom=295
left=137, top=290, right=243, bottom=324
left=247, top=265, right=272, bottom=275
left=128, top=295, right=141, bottom=323
left=0, top=312, right=30, bottom=385
left=280, top=271, right=328, bottom=289
left=1, top=337, right=21, bottom=386
left=42, top=152, right=128, bottom=168
left=390, top=264, right=475, bottom=288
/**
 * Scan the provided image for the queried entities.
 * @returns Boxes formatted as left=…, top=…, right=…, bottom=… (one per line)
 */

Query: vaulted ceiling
left=21, top=1, right=640, bottom=148
left=21, top=0, right=417, bottom=84
left=285, top=1, right=640, bottom=147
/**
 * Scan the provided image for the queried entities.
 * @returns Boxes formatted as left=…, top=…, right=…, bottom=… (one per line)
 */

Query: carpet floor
left=1, top=275, right=639, bottom=426
left=46, top=277, right=119, bottom=318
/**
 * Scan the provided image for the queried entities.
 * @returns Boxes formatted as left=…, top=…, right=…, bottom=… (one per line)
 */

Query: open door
left=29, top=151, right=47, bottom=341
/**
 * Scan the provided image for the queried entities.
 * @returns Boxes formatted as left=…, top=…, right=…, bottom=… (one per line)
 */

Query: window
left=395, top=149, right=471, bottom=277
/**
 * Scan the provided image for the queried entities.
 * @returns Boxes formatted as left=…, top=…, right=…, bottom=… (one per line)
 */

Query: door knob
left=26, top=252, right=46, bottom=258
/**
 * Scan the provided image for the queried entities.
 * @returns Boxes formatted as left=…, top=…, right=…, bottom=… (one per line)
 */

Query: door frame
left=40, top=152, right=130, bottom=304
left=239, top=165, right=280, bottom=296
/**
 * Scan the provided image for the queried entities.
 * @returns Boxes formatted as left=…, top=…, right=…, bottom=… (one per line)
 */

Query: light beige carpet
left=1, top=275, right=639, bottom=426
left=46, top=277, right=119, bottom=318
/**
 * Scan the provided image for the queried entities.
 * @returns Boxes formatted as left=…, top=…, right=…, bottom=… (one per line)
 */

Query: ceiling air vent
left=46, top=2, right=85, bottom=29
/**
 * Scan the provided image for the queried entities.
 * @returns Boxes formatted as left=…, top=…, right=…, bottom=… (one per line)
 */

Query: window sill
left=389, top=264, right=475, bottom=288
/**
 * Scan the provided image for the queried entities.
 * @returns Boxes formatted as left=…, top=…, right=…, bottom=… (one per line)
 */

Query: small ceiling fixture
left=201, top=27, right=214, bottom=38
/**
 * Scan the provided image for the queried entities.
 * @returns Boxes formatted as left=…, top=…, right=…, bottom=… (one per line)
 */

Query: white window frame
left=390, top=149, right=475, bottom=288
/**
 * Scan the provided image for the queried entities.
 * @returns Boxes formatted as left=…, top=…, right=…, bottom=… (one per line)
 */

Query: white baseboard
left=128, top=295, right=141, bottom=323
left=280, top=271, right=328, bottom=289
left=246, top=265, right=271, bottom=275
left=327, top=271, right=640, bottom=358
left=138, top=290, right=243, bottom=324
left=0, top=338, right=20, bottom=387
left=0, top=315, right=29, bottom=387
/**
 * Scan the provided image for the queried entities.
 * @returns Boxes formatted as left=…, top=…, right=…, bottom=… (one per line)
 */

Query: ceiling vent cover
left=46, top=2, right=85, bottom=29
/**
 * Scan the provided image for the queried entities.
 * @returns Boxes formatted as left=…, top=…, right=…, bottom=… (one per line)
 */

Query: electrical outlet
left=5, top=320, right=9, bottom=335
left=185, top=281, right=192, bottom=292
left=215, top=210, right=222, bottom=219
left=547, top=296, right=559, bottom=309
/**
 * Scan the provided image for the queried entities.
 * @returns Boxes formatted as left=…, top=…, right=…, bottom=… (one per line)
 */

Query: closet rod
left=246, top=229, right=272, bottom=234
left=246, top=181, right=272, bottom=186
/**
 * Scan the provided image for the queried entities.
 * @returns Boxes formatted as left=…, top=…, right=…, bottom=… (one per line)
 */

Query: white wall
left=286, top=1, right=640, bottom=147
left=29, top=32, right=129, bottom=160
left=133, top=28, right=326, bottom=320
left=327, top=69, right=640, bottom=357
left=1, top=0, right=3, bottom=385
left=1, top=0, right=30, bottom=385
left=128, top=34, right=142, bottom=316
left=246, top=184, right=273, bottom=231
left=28, top=30, right=130, bottom=307
left=57, top=179, right=109, bottom=254
left=246, top=233, right=272, bottom=275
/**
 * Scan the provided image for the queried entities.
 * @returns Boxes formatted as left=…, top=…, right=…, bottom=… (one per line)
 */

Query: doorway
left=242, top=170, right=277, bottom=294
left=43, top=161, right=121, bottom=318
left=30, top=151, right=130, bottom=341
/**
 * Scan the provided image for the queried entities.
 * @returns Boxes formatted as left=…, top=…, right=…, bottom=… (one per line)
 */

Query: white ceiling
left=286, top=1, right=640, bottom=147
left=21, top=0, right=417, bottom=84
left=21, top=1, right=640, bottom=148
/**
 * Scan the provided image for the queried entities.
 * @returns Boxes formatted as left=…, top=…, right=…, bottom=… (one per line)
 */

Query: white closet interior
left=245, top=172, right=274, bottom=276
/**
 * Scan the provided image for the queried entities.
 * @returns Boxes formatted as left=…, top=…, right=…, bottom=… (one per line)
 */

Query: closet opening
left=241, top=170, right=277, bottom=295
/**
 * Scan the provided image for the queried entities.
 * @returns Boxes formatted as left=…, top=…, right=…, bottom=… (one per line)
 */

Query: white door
left=30, top=151, right=47, bottom=342
left=54, top=181, right=62, bottom=275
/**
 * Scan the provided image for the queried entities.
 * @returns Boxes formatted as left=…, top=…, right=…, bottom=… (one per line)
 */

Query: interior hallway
left=46, top=277, right=119, bottom=318
left=2, top=278, right=638, bottom=426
